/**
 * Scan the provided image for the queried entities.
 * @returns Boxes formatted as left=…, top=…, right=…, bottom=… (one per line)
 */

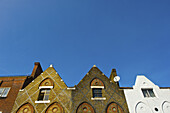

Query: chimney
left=30, top=62, right=43, bottom=79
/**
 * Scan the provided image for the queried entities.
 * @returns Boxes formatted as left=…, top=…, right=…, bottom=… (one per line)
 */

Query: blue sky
left=0, top=0, right=170, bottom=87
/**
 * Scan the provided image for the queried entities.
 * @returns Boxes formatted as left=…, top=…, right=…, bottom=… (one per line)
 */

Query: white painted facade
left=124, top=75, right=170, bottom=113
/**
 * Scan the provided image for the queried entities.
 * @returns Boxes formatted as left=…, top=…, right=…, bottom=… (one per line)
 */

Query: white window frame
left=35, top=86, right=53, bottom=103
left=0, top=87, right=10, bottom=97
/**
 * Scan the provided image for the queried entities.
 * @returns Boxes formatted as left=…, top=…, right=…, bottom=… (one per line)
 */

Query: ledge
left=19, top=89, right=24, bottom=91
left=35, top=100, right=50, bottom=103
left=39, top=86, right=53, bottom=89
left=67, top=87, right=76, bottom=90
left=91, top=97, right=106, bottom=100
left=91, top=86, right=104, bottom=89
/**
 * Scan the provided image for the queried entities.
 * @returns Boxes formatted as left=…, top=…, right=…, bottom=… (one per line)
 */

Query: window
left=90, top=78, right=106, bottom=100
left=0, top=87, right=10, bottom=97
left=92, top=88, right=102, bottom=98
left=142, top=89, right=155, bottom=97
left=38, top=89, right=50, bottom=101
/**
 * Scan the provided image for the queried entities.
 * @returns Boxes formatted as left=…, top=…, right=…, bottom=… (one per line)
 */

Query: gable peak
left=50, top=64, right=53, bottom=67
left=93, top=65, right=96, bottom=67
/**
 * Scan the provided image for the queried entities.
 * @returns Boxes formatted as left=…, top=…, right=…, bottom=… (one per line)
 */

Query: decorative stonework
left=17, top=103, right=34, bottom=113
left=40, top=78, right=54, bottom=86
left=91, top=78, right=104, bottom=86
left=45, top=102, right=64, bottom=113
left=76, top=102, right=95, bottom=113
left=12, top=66, right=129, bottom=113
left=107, top=102, right=123, bottom=113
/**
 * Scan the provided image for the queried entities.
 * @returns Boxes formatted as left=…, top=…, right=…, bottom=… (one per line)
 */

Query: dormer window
left=0, top=87, right=10, bottom=97
left=90, top=78, right=106, bottom=100
left=142, top=89, right=155, bottom=97
left=35, top=78, right=53, bottom=103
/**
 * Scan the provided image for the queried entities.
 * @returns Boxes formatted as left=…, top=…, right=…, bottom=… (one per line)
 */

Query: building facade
left=0, top=76, right=26, bottom=113
left=124, top=76, right=170, bottom=113
left=0, top=62, right=42, bottom=113
left=11, top=64, right=129, bottom=113
left=0, top=62, right=170, bottom=113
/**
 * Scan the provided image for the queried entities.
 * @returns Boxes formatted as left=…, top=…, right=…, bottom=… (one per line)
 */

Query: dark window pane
left=142, top=89, right=147, bottom=97
left=38, top=89, right=50, bottom=101
left=38, top=93, right=44, bottom=100
left=142, top=89, right=156, bottom=98
left=148, top=89, right=155, bottom=97
left=93, top=88, right=102, bottom=98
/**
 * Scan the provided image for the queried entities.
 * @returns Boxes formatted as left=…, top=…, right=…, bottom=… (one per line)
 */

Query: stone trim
left=35, top=100, right=50, bottom=103
left=39, top=86, right=53, bottom=89
left=91, top=97, right=106, bottom=100
left=91, top=86, right=104, bottom=89
left=67, top=87, right=76, bottom=90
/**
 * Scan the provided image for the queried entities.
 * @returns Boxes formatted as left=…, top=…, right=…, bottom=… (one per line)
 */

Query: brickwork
left=0, top=76, right=27, bottom=113
left=11, top=65, right=129, bottom=113
left=71, top=67, right=129, bottom=113
left=11, top=67, right=71, bottom=113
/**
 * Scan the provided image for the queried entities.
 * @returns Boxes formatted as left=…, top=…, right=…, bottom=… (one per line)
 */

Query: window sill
left=35, top=100, right=50, bottom=103
left=91, top=86, right=104, bottom=89
left=39, top=86, right=53, bottom=89
left=91, top=97, right=106, bottom=100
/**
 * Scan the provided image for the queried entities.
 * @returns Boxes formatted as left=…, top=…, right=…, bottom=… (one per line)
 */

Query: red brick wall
left=0, top=77, right=26, bottom=113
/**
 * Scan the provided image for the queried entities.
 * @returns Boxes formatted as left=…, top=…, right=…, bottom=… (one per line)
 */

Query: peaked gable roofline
left=75, top=65, right=119, bottom=87
left=42, top=65, right=68, bottom=87
left=77, top=66, right=103, bottom=84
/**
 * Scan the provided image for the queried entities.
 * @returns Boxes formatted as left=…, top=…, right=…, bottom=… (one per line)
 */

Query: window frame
left=35, top=88, right=52, bottom=103
left=90, top=78, right=106, bottom=100
left=92, top=88, right=102, bottom=98
left=38, top=89, right=50, bottom=101
left=0, top=87, right=10, bottom=97
left=141, top=88, right=156, bottom=98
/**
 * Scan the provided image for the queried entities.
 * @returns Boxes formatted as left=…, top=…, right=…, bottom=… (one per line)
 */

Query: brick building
left=0, top=76, right=26, bottom=113
left=0, top=62, right=43, bottom=113
left=11, top=64, right=129, bottom=113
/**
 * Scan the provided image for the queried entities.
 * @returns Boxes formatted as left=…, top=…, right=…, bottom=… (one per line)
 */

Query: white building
left=123, top=75, right=170, bottom=113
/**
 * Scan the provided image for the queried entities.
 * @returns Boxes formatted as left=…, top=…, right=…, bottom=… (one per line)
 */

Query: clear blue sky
left=0, top=0, right=170, bottom=87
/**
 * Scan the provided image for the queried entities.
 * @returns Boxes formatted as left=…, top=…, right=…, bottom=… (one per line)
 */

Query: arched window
left=76, top=102, right=95, bottom=113
left=39, top=77, right=54, bottom=88
left=17, top=103, right=34, bottom=113
left=45, top=102, right=64, bottom=113
left=107, top=102, right=123, bottom=113
left=35, top=78, right=54, bottom=103
left=90, top=78, right=106, bottom=100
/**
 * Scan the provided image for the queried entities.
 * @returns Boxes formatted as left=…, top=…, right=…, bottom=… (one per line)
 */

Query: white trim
left=35, top=100, right=50, bottom=103
left=91, top=97, right=106, bottom=100
left=67, top=87, right=76, bottom=90
left=39, top=86, right=53, bottom=89
left=91, top=86, right=104, bottom=89
left=19, top=89, right=24, bottom=91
